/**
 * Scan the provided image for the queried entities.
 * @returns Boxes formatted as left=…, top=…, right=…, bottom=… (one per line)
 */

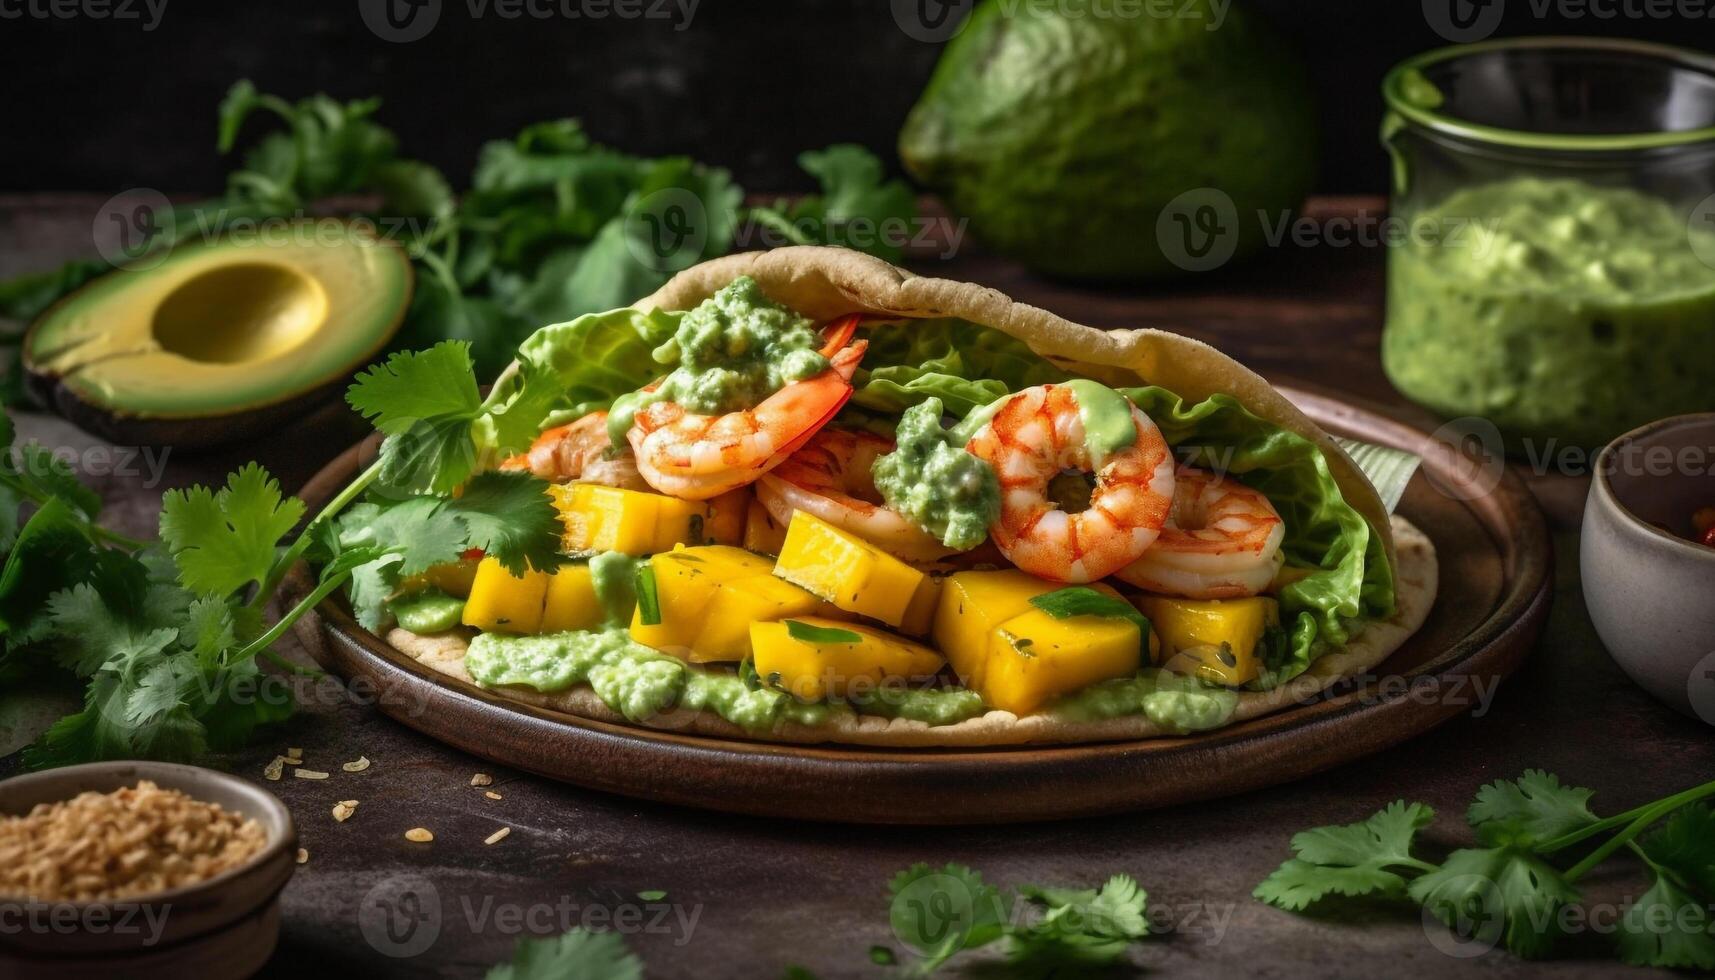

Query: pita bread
left=388, top=247, right=1435, bottom=746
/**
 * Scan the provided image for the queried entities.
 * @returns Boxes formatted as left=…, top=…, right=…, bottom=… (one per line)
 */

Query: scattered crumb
left=470, top=773, right=493, bottom=787
left=281, top=757, right=302, bottom=766
left=405, top=828, right=434, bottom=843
left=296, top=848, right=309, bottom=865
left=484, top=791, right=503, bottom=801
left=264, top=757, right=286, bottom=781
left=287, top=748, right=303, bottom=759
left=484, top=827, right=511, bottom=846
left=342, top=757, right=371, bottom=773
left=294, top=769, right=330, bottom=781
left=332, top=801, right=359, bottom=823
left=638, top=890, right=667, bottom=902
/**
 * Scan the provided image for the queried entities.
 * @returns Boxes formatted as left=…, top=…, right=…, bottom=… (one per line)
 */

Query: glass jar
left=1380, top=38, right=1715, bottom=451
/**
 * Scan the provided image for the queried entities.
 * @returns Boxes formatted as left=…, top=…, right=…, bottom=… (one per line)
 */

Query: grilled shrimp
left=965, top=384, right=1177, bottom=583
left=757, top=428, right=955, bottom=562
left=1115, top=468, right=1285, bottom=599
left=500, top=411, right=649, bottom=490
left=626, top=319, right=866, bottom=501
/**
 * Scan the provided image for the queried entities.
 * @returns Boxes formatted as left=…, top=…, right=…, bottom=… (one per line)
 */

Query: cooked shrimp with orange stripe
left=356, top=256, right=1418, bottom=746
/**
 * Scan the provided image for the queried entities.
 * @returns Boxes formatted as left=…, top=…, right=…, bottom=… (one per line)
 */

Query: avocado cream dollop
left=1049, top=669, right=1239, bottom=732
left=608, top=276, right=830, bottom=445
left=872, top=398, right=1002, bottom=551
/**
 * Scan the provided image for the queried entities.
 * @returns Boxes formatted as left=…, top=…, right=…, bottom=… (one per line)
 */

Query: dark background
left=0, top=0, right=1709, bottom=196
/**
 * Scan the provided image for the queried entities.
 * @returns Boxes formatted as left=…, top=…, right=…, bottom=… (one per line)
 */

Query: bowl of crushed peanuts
left=0, top=761, right=296, bottom=978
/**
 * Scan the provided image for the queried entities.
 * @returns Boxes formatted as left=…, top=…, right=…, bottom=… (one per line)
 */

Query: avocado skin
left=26, top=370, right=358, bottom=453
left=899, top=0, right=1318, bottom=281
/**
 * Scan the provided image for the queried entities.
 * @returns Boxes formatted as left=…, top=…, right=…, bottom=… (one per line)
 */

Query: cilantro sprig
left=1255, top=771, right=1715, bottom=969
left=4, top=334, right=564, bottom=767
left=884, top=863, right=1150, bottom=976
left=484, top=927, right=642, bottom=980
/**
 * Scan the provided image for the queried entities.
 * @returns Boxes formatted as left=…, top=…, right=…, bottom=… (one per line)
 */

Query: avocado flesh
left=26, top=223, right=410, bottom=420
left=899, top=0, right=1317, bottom=281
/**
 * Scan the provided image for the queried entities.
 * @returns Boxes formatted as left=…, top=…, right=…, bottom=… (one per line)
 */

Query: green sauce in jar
left=1383, top=177, right=1715, bottom=449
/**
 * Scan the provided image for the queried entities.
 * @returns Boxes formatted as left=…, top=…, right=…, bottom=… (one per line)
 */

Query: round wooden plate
left=287, top=388, right=1552, bottom=824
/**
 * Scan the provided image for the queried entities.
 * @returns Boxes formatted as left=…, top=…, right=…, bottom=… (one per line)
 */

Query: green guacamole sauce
left=1049, top=669, right=1239, bottom=733
left=464, top=629, right=980, bottom=731
left=1384, top=177, right=1715, bottom=448
left=872, top=398, right=1001, bottom=551
left=607, top=276, right=830, bottom=445
left=1063, top=379, right=1138, bottom=457
left=390, top=590, right=465, bottom=634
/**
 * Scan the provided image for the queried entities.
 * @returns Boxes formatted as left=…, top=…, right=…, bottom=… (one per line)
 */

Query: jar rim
left=1383, top=36, right=1715, bottom=152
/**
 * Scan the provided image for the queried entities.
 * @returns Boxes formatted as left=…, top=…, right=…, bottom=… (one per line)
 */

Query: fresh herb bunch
left=1255, top=770, right=1715, bottom=969
left=884, top=863, right=1151, bottom=976
left=0, top=338, right=562, bottom=766
left=0, top=81, right=916, bottom=393
left=485, top=927, right=643, bottom=980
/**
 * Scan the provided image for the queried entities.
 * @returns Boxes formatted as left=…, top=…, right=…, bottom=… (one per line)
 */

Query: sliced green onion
left=1029, top=587, right=1151, bottom=635
left=785, top=620, right=863, bottom=645
left=634, top=562, right=661, bottom=626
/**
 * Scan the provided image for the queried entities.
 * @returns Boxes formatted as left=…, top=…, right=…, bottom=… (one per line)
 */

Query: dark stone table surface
left=1, top=194, right=1709, bottom=979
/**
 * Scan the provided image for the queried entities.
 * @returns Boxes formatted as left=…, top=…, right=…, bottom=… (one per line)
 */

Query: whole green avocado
left=899, top=0, right=1317, bottom=281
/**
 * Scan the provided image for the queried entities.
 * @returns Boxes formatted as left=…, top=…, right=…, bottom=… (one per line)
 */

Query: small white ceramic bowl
left=0, top=761, right=297, bottom=979
left=1581, top=413, right=1715, bottom=723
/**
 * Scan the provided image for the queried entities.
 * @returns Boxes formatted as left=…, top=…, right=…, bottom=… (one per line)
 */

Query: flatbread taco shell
left=390, top=247, right=1437, bottom=747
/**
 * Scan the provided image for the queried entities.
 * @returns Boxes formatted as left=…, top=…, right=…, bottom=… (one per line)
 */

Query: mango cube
left=630, top=545, right=825, bottom=663
left=552, top=483, right=708, bottom=556
left=704, top=489, right=749, bottom=546
left=978, top=601, right=1142, bottom=715
left=898, top=575, right=944, bottom=638
left=743, top=499, right=788, bottom=555
left=773, top=511, right=925, bottom=627
left=540, top=564, right=607, bottom=633
left=1139, top=595, right=1279, bottom=687
left=462, top=557, right=550, bottom=634
left=751, top=617, right=945, bottom=702
left=932, top=570, right=1056, bottom=689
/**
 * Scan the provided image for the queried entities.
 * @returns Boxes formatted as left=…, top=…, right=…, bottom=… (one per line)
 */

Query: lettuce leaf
left=850, top=319, right=1069, bottom=418
left=490, top=307, right=682, bottom=429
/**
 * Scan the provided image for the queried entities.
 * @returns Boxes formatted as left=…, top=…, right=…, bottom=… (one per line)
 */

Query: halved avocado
left=24, top=220, right=412, bottom=450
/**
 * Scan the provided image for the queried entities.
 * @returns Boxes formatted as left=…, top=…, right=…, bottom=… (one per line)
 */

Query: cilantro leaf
left=1617, top=874, right=1715, bottom=969
left=484, top=928, right=642, bottom=980
left=886, top=862, right=1012, bottom=971
left=160, top=463, right=305, bottom=598
left=1640, top=804, right=1715, bottom=899
left=1468, top=770, right=1598, bottom=847
left=46, top=584, right=177, bottom=678
left=446, top=471, right=562, bottom=575
left=1254, top=801, right=1436, bottom=910
left=1408, top=847, right=1579, bottom=960
left=1013, top=873, right=1149, bottom=967
left=346, top=342, right=486, bottom=494
left=6, top=443, right=102, bottom=519
left=0, top=497, right=103, bottom=644
left=1028, top=587, right=1150, bottom=635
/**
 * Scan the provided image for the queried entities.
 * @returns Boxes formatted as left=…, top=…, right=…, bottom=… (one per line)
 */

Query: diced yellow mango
left=773, top=511, right=924, bottom=627
left=743, top=499, right=788, bottom=555
left=462, top=557, right=551, bottom=634
left=932, top=570, right=1057, bottom=689
left=540, top=564, right=607, bottom=633
left=1139, top=596, right=1279, bottom=687
left=552, top=483, right=709, bottom=556
left=629, top=545, right=823, bottom=663
left=705, top=489, right=749, bottom=546
left=692, top=573, right=824, bottom=663
left=981, top=607, right=1142, bottom=715
left=898, top=575, right=943, bottom=637
left=751, top=617, right=945, bottom=701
